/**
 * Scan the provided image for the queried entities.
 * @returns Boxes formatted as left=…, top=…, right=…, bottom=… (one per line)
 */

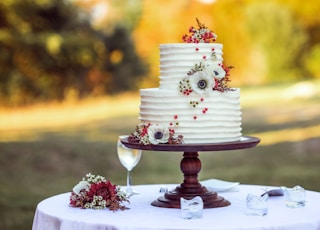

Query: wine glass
left=117, top=135, right=142, bottom=196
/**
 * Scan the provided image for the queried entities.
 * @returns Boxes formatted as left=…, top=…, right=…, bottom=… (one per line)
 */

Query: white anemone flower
left=147, top=124, right=170, bottom=144
left=189, top=71, right=214, bottom=95
left=205, top=62, right=226, bottom=80
left=73, top=180, right=90, bottom=195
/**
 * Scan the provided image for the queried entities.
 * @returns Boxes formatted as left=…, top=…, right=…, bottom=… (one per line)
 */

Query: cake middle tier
left=139, top=88, right=242, bottom=144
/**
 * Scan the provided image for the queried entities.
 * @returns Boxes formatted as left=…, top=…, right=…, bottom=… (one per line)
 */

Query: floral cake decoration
left=180, top=18, right=234, bottom=100
left=70, top=173, right=129, bottom=211
left=128, top=123, right=183, bottom=145
left=182, top=18, right=217, bottom=43
left=128, top=18, right=234, bottom=145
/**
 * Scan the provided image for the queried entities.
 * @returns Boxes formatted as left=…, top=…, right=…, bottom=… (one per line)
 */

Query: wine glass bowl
left=117, top=135, right=142, bottom=195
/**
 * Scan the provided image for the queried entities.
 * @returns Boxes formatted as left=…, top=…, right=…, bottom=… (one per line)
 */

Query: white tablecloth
left=32, top=184, right=320, bottom=230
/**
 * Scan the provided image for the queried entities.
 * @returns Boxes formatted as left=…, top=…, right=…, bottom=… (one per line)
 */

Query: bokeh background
left=0, top=0, right=320, bottom=229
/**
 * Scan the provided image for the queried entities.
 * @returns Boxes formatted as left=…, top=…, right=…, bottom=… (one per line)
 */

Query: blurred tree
left=280, top=0, right=320, bottom=78
left=0, top=0, right=147, bottom=106
left=244, top=2, right=309, bottom=83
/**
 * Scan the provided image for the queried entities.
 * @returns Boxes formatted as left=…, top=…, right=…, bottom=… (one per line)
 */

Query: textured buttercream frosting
left=139, top=87, right=241, bottom=143
left=159, top=43, right=223, bottom=90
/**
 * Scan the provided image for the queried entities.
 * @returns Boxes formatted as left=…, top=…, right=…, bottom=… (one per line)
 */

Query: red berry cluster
left=182, top=88, right=193, bottom=95
left=202, top=108, right=208, bottom=114
left=182, top=18, right=217, bottom=43
left=140, top=123, right=150, bottom=137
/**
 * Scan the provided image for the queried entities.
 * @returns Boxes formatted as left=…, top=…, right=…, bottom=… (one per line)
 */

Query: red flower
left=189, top=26, right=195, bottom=33
left=169, top=128, right=175, bottom=135
left=87, top=181, right=116, bottom=200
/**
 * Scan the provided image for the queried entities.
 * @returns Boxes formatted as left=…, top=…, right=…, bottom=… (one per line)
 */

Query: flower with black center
left=189, top=71, right=213, bottom=95
left=147, top=124, right=170, bottom=144
left=205, top=62, right=226, bottom=80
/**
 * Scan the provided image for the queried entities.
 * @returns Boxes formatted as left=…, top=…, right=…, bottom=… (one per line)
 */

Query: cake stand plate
left=121, top=136, right=260, bottom=209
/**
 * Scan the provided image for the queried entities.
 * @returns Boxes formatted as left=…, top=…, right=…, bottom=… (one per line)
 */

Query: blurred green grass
left=0, top=82, right=320, bottom=230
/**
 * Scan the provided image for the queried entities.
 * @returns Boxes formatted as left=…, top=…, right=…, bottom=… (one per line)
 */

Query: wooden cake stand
left=121, top=136, right=260, bottom=209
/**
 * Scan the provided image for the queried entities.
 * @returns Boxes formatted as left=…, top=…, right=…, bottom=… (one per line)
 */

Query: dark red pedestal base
left=151, top=152, right=230, bottom=209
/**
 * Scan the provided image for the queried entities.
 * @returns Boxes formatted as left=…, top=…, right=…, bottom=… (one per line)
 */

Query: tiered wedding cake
left=129, top=19, right=241, bottom=144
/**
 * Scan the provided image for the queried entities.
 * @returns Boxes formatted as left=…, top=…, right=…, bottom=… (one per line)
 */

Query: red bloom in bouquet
left=70, top=173, right=129, bottom=211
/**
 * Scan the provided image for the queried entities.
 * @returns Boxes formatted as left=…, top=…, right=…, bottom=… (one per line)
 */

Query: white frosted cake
left=129, top=19, right=242, bottom=145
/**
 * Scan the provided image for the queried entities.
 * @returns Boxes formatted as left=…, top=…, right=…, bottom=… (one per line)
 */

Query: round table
left=32, top=184, right=320, bottom=230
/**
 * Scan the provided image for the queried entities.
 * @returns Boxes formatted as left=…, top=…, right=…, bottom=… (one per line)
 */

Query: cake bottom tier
left=139, top=88, right=242, bottom=144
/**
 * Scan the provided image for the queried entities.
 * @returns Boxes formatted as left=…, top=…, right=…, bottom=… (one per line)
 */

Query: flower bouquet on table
left=69, top=173, right=129, bottom=211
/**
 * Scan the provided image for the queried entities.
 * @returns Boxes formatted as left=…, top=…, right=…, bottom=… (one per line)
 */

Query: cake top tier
left=159, top=43, right=225, bottom=91
left=159, top=18, right=234, bottom=92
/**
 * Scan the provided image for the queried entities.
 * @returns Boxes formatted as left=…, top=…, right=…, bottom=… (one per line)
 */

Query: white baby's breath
left=85, top=173, right=106, bottom=183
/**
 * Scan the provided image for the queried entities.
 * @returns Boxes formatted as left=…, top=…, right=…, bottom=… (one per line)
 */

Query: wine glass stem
left=126, top=170, right=133, bottom=194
